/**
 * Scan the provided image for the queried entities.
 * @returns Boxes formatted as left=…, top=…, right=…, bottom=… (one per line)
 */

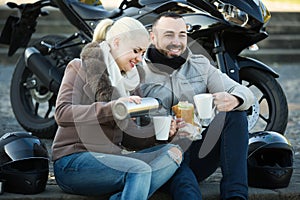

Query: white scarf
left=99, top=41, right=140, bottom=97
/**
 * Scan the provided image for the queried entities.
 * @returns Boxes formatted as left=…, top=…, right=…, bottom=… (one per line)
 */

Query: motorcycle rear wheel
left=240, top=67, right=288, bottom=134
left=10, top=35, right=81, bottom=138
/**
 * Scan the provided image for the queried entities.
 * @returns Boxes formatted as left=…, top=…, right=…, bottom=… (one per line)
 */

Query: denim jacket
left=138, top=48, right=255, bottom=115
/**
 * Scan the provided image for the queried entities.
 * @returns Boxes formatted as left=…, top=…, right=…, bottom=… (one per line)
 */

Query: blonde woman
left=51, top=17, right=182, bottom=200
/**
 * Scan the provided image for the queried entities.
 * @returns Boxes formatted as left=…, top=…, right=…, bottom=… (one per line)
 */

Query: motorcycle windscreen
left=1, top=138, right=49, bottom=167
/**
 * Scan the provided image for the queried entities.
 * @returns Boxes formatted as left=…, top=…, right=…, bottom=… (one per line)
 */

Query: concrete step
left=0, top=182, right=299, bottom=200
left=241, top=48, right=300, bottom=64
left=267, top=23, right=300, bottom=35
left=269, top=12, right=300, bottom=23
left=256, top=34, right=300, bottom=49
left=267, top=12, right=300, bottom=35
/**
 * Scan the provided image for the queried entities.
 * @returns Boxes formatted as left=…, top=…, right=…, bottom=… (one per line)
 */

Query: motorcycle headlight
left=214, top=1, right=249, bottom=27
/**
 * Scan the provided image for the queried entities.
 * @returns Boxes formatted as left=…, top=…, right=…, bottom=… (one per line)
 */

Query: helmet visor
left=3, top=138, right=48, bottom=164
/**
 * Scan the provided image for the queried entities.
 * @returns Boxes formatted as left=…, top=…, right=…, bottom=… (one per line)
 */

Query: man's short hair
left=152, top=12, right=183, bottom=29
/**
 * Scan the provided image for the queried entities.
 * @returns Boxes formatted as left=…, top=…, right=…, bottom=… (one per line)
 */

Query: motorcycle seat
left=69, top=1, right=122, bottom=20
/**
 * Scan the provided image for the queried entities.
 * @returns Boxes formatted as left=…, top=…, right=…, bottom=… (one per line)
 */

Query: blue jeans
left=165, top=111, right=248, bottom=200
left=161, top=160, right=202, bottom=200
left=54, top=144, right=182, bottom=200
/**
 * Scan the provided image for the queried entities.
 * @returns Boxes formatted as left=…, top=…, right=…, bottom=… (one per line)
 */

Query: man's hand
left=169, top=118, right=186, bottom=137
left=213, top=92, right=240, bottom=112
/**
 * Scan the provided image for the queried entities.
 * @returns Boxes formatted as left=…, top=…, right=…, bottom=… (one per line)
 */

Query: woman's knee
left=129, top=159, right=152, bottom=174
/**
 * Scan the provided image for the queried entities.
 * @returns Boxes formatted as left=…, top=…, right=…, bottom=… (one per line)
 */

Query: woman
left=51, top=17, right=182, bottom=200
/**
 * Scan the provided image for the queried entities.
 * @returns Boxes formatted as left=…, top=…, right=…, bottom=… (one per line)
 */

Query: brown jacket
left=51, top=42, right=155, bottom=161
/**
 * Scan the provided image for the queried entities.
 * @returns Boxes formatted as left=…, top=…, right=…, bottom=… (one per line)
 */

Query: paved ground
left=0, top=62, right=299, bottom=199
left=0, top=0, right=299, bottom=198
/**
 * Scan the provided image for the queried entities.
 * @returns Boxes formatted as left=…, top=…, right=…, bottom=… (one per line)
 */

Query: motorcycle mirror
left=186, top=23, right=193, bottom=32
left=186, top=24, right=201, bottom=33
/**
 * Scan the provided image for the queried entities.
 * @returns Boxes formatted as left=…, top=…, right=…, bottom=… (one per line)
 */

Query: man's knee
left=226, top=111, right=247, bottom=125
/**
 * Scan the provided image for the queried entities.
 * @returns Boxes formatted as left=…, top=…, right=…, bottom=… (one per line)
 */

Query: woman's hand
left=118, top=95, right=142, bottom=104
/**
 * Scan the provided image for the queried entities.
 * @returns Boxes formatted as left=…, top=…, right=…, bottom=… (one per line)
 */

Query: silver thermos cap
left=112, top=97, right=161, bottom=120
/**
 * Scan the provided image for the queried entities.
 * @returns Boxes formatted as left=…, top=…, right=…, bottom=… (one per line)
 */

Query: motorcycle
left=0, top=0, right=288, bottom=139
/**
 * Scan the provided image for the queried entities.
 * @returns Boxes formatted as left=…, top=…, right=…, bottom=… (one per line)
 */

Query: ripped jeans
left=54, top=144, right=182, bottom=200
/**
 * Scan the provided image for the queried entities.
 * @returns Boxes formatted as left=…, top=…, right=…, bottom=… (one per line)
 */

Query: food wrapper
left=177, top=123, right=202, bottom=140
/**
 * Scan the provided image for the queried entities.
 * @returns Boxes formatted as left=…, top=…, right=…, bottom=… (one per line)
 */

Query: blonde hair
left=92, top=17, right=149, bottom=43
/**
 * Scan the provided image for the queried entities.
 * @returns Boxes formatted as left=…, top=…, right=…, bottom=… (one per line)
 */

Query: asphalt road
left=0, top=62, right=300, bottom=199
left=1, top=62, right=300, bottom=135
left=1, top=61, right=299, bottom=161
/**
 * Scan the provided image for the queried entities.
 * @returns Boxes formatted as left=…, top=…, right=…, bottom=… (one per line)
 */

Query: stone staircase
left=0, top=5, right=300, bottom=65
left=241, top=12, right=300, bottom=64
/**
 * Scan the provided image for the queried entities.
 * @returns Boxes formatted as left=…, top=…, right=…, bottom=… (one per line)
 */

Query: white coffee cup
left=153, top=116, right=172, bottom=140
left=193, top=93, right=214, bottom=119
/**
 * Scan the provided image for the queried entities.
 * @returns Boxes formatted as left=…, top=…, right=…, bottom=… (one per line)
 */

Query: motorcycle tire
left=10, top=35, right=81, bottom=139
left=240, top=67, right=288, bottom=134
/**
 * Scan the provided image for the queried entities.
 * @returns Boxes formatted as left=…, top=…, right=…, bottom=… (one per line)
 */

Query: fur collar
left=80, top=41, right=118, bottom=102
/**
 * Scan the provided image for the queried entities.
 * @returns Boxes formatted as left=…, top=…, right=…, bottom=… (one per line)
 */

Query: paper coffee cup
left=193, top=93, right=214, bottom=119
left=153, top=116, right=171, bottom=140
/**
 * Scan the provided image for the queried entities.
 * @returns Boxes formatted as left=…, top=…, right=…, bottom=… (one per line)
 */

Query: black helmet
left=248, top=131, right=294, bottom=189
left=0, top=132, right=49, bottom=194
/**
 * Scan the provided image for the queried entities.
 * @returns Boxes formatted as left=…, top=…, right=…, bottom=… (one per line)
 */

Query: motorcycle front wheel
left=10, top=35, right=81, bottom=138
left=240, top=67, right=288, bottom=134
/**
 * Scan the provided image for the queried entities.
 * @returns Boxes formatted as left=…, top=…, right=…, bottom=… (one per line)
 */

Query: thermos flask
left=112, top=97, right=161, bottom=120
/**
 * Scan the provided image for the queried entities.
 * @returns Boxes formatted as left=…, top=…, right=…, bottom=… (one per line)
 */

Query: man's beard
left=155, top=42, right=184, bottom=58
left=165, top=44, right=183, bottom=58
left=147, top=44, right=188, bottom=71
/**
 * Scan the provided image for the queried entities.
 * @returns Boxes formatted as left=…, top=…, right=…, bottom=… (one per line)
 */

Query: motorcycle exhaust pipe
left=24, top=47, right=63, bottom=94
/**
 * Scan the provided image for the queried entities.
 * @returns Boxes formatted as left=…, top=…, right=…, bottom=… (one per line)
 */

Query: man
left=138, top=12, right=255, bottom=200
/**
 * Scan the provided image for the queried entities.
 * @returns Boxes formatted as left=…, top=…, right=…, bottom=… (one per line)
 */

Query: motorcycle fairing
left=139, top=0, right=187, bottom=6
left=183, top=13, right=228, bottom=34
left=222, top=30, right=268, bottom=56
left=188, top=0, right=223, bottom=18
left=68, top=0, right=122, bottom=20
left=218, top=0, right=265, bottom=23
left=139, top=0, right=190, bottom=12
